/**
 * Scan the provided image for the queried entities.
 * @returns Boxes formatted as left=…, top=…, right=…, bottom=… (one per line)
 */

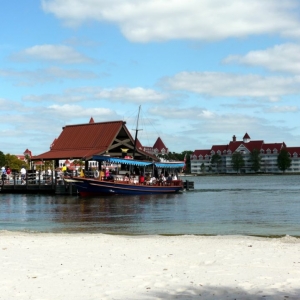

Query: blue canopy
left=92, top=155, right=153, bottom=167
left=155, top=162, right=185, bottom=168
left=92, top=155, right=184, bottom=168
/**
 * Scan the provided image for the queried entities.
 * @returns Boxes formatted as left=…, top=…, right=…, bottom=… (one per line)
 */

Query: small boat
left=69, top=155, right=185, bottom=196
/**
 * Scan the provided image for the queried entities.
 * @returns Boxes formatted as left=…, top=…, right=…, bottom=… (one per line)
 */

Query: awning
left=92, top=155, right=153, bottom=167
left=92, top=155, right=184, bottom=168
left=155, top=162, right=185, bottom=168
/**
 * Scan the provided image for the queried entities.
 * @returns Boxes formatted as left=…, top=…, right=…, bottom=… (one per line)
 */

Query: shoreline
left=1, top=232, right=300, bottom=299
left=1, top=230, right=300, bottom=239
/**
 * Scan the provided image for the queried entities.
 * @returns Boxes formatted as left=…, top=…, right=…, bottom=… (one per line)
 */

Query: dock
left=0, top=171, right=77, bottom=195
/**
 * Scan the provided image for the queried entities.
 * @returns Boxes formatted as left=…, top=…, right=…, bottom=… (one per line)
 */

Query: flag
left=183, top=153, right=187, bottom=171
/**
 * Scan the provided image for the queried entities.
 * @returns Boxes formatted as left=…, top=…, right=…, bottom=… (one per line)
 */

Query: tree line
left=0, top=151, right=30, bottom=171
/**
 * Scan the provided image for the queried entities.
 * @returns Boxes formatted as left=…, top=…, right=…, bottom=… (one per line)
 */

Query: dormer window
left=199, top=155, right=203, bottom=159
left=211, top=150, right=215, bottom=155
left=267, top=149, right=271, bottom=154
left=273, top=149, right=277, bottom=154
left=217, top=150, right=221, bottom=155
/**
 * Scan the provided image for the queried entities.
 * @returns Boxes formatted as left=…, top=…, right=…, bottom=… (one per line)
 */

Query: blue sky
left=1, top=0, right=300, bottom=156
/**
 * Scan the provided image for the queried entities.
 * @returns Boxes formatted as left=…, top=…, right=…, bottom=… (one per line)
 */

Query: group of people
left=1, top=166, right=11, bottom=184
left=141, top=172, right=178, bottom=185
left=1, top=166, right=26, bottom=185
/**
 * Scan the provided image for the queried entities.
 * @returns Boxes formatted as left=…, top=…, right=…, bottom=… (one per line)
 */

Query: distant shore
left=1, top=232, right=300, bottom=299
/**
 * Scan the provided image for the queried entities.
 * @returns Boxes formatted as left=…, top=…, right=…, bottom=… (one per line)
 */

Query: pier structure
left=0, top=171, right=77, bottom=195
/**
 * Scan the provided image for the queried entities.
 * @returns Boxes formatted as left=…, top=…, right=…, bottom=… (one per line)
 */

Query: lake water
left=0, top=175, right=299, bottom=237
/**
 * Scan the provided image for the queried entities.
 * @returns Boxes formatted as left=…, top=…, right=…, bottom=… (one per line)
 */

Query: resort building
left=191, top=133, right=300, bottom=174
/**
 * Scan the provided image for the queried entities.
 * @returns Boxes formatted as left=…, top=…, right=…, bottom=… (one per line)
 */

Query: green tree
left=231, top=152, right=245, bottom=174
left=211, top=153, right=222, bottom=173
left=0, top=151, right=5, bottom=166
left=158, top=151, right=193, bottom=173
left=249, top=148, right=261, bottom=172
left=200, top=162, right=205, bottom=173
left=4, top=154, right=27, bottom=170
left=277, top=148, right=291, bottom=173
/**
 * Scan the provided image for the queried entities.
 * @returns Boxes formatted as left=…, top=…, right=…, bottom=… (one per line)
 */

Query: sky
left=1, top=0, right=300, bottom=156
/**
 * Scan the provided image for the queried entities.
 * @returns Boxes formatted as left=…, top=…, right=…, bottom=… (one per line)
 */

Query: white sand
left=1, top=233, right=300, bottom=300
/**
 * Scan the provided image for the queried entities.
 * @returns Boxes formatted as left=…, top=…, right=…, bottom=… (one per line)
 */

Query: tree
left=277, top=148, right=291, bottom=173
left=200, top=162, right=206, bottom=173
left=0, top=151, right=5, bottom=166
left=211, top=153, right=222, bottom=173
left=249, top=148, right=261, bottom=172
left=4, top=153, right=29, bottom=170
left=157, top=151, right=193, bottom=173
left=231, top=152, right=245, bottom=174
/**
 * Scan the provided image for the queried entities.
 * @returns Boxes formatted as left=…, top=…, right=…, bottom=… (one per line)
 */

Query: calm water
left=0, top=175, right=299, bottom=237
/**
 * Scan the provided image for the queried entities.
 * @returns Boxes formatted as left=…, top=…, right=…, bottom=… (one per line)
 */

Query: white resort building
left=191, top=133, right=300, bottom=174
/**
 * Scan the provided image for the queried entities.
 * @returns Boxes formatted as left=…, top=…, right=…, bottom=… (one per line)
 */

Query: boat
left=68, top=155, right=185, bottom=196
left=67, top=106, right=185, bottom=196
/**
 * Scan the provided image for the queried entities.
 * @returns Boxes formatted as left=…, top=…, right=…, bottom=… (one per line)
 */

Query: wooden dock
left=0, top=171, right=78, bottom=195
left=183, top=180, right=194, bottom=190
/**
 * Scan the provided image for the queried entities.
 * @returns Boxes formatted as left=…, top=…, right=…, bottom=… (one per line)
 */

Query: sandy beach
left=1, top=233, right=300, bottom=300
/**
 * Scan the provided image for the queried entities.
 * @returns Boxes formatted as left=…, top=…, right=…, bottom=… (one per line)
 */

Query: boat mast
left=132, top=105, right=141, bottom=160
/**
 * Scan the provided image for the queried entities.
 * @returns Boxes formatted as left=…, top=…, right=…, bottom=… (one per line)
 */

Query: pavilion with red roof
left=31, top=118, right=158, bottom=169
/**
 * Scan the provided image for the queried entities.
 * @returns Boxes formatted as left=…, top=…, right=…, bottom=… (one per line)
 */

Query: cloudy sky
left=1, top=0, right=300, bottom=156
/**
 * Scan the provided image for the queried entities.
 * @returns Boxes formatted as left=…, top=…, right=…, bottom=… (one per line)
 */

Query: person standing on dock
left=1, top=167, right=6, bottom=185
left=20, top=166, right=26, bottom=185
left=62, top=164, right=67, bottom=176
left=6, top=166, right=11, bottom=184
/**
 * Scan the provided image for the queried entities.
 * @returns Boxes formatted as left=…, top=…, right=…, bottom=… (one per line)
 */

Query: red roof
left=32, top=120, right=157, bottom=161
left=228, top=140, right=264, bottom=153
left=32, top=121, right=125, bottom=160
left=211, top=145, right=228, bottom=153
left=135, top=138, right=143, bottom=150
left=243, top=132, right=250, bottom=139
left=153, top=137, right=168, bottom=152
left=261, top=143, right=285, bottom=153
left=192, top=150, right=211, bottom=158
left=285, top=147, right=300, bottom=156
left=24, top=149, right=32, bottom=157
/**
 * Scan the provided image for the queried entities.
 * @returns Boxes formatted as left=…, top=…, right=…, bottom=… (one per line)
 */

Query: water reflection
left=1, top=175, right=300, bottom=236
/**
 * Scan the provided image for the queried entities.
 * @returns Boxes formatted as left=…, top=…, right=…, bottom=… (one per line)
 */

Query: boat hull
left=70, top=178, right=183, bottom=196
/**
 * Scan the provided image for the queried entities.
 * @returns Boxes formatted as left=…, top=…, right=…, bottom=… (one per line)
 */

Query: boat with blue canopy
left=69, top=155, right=185, bottom=196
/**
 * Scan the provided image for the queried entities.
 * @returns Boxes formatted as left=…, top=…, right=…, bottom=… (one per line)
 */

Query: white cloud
left=95, top=87, right=168, bottom=103
left=224, top=43, right=300, bottom=74
left=24, top=87, right=169, bottom=103
left=266, top=105, right=299, bottom=113
left=149, top=106, right=211, bottom=119
left=0, top=67, right=97, bottom=86
left=162, top=71, right=300, bottom=100
left=47, top=104, right=116, bottom=119
left=42, top=0, right=300, bottom=42
left=11, top=44, right=94, bottom=64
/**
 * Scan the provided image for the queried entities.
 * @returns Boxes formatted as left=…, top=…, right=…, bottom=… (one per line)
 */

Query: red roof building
left=31, top=120, right=157, bottom=169
left=191, top=133, right=300, bottom=174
